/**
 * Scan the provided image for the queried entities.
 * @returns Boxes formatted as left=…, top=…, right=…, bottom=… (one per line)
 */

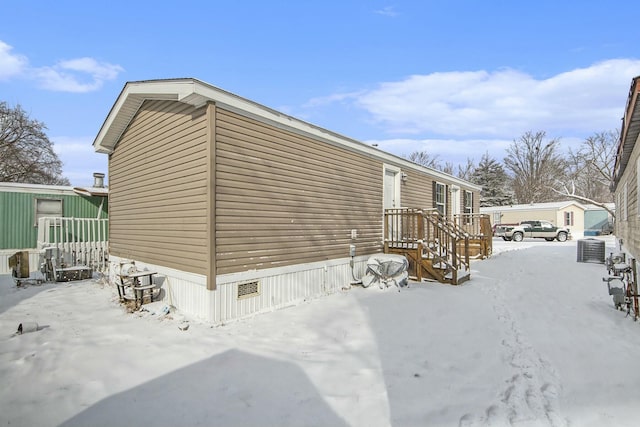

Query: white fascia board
left=93, top=80, right=194, bottom=153
left=93, top=84, right=135, bottom=154
left=0, top=182, right=76, bottom=195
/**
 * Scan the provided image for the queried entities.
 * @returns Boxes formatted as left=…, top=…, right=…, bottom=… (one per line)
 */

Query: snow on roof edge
left=479, top=201, right=588, bottom=212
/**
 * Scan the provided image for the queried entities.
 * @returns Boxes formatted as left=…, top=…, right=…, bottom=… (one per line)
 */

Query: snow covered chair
left=362, top=254, right=409, bottom=290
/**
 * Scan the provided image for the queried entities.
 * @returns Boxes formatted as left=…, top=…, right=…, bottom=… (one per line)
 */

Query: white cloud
left=302, top=60, right=638, bottom=167
left=0, top=39, right=123, bottom=92
left=52, top=136, right=108, bottom=186
left=304, top=90, right=365, bottom=108
left=353, top=59, right=640, bottom=138
left=0, top=41, right=28, bottom=80
left=374, top=6, right=398, bottom=17
left=32, top=58, right=124, bottom=93
left=52, top=136, right=95, bottom=156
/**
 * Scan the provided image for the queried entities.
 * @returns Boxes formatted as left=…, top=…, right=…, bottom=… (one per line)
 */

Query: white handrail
left=37, top=217, right=109, bottom=271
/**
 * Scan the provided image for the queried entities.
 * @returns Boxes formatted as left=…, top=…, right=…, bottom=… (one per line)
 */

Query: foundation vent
left=237, top=280, right=260, bottom=299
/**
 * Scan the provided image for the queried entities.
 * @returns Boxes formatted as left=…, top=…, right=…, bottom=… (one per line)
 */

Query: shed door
left=384, top=169, right=398, bottom=209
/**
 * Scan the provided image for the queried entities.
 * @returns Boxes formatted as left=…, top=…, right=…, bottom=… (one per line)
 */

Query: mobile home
left=612, top=75, right=640, bottom=259
left=481, top=201, right=586, bottom=237
left=93, top=78, right=483, bottom=324
left=0, top=177, right=108, bottom=274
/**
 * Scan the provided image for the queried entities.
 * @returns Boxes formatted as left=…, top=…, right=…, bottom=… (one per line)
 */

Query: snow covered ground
left=2, top=235, right=640, bottom=427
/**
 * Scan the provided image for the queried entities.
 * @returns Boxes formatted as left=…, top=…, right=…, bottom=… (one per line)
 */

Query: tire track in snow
left=459, top=270, right=567, bottom=427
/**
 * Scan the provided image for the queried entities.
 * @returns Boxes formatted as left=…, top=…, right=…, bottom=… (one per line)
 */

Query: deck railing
left=424, top=209, right=470, bottom=276
left=37, top=217, right=109, bottom=271
left=384, top=208, right=470, bottom=283
left=453, top=213, right=493, bottom=258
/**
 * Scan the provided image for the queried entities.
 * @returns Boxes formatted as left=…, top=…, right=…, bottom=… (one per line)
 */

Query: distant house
left=480, top=201, right=587, bottom=237
left=0, top=175, right=108, bottom=274
left=92, top=78, right=483, bottom=324
left=612, top=75, right=640, bottom=259
left=583, top=204, right=615, bottom=236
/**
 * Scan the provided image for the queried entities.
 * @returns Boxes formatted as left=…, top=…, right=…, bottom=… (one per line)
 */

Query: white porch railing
left=37, top=217, right=109, bottom=271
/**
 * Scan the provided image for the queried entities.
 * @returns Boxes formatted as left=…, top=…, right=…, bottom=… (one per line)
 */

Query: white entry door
left=384, top=167, right=401, bottom=242
left=384, top=169, right=398, bottom=209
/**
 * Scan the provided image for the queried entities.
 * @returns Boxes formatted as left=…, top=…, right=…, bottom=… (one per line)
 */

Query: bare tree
left=552, top=180, right=616, bottom=217
left=553, top=130, right=617, bottom=216
left=406, top=151, right=442, bottom=170
left=0, top=102, right=69, bottom=185
left=456, top=158, right=476, bottom=181
left=442, top=161, right=455, bottom=176
left=504, top=131, right=567, bottom=203
left=406, top=151, right=473, bottom=179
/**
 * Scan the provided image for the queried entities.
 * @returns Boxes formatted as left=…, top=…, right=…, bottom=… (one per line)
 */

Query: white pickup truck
left=494, top=220, right=571, bottom=242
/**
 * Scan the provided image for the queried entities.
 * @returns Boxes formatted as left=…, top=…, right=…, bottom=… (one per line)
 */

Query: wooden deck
left=384, top=209, right=491, bottom=285
left=453, top=213, right=493, bottom=259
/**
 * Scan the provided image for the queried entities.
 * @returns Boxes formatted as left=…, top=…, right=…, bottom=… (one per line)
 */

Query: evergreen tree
left=471, top=152, right=513, bottom=206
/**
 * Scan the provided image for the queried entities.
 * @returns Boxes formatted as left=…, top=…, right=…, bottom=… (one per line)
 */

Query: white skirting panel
left=0, top=249, right=42, bottom=275
left=212, top=256, right=368, bottom=325
left=108, top=255, right=212, bottom=321
left=108, top=255, right=370, bottom=325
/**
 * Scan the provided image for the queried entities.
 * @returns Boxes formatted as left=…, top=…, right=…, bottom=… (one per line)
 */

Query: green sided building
left=0, top=175, right=108, bottom=274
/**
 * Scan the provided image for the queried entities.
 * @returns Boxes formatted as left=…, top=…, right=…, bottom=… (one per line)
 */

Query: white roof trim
left=0, top=182, right=108, bottom=197
left=0, top=182, right=76, bottom=195
left=73, top=187, right=109, bottom=197
left=93, top=78, right=481, bottom=190
left=480, top=201, right=586, bottom=212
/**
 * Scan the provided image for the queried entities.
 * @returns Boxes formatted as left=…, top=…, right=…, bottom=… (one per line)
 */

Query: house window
left=463, top=191, right=473, bottom=215
left=462, top=190, right=473, bottom=224
left=435, top=182, right=446, bottom=215
left=34, top=198, right=63, bottom=226
left=493, top=212, right=501, bottom=224
left=564, top=211, right=574, bottom=226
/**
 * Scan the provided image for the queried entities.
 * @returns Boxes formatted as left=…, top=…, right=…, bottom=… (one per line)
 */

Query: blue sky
left=1, top=1, right=639, bottom=186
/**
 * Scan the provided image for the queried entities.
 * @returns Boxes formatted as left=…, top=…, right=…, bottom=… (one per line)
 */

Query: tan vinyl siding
left=500, top=210, right=556, bottom=225
left=108, top=100, right=209, bottom=275
left=401, top=169, right=433, bottom=209
left=214, top=108, right=382, bottom=275
left=616, top=143, right=640, bottom=257
left=401, top=170, right=479, bottom=216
